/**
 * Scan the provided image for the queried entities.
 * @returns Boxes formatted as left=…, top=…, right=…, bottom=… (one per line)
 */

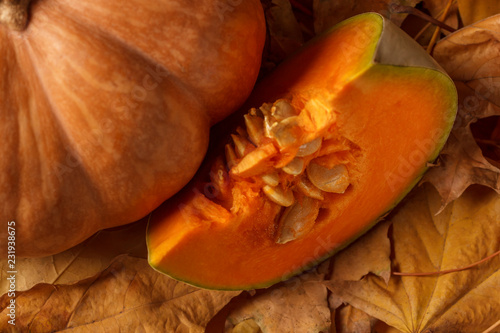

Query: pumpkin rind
left=0, top=0, right=266, bottom=257
left=147, top=13, right=458, bottom=290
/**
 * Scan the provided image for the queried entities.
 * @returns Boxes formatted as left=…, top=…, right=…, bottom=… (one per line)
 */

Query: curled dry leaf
left=325, top=184, right=500, bottom=333
left=226, top=271, right=330, bottom=333
left=0, top=255, right=239, bottom=332
left=423, top=14, right=500, bottom=208
left=312, top=0, right=419, bottom=34
left=0, top=218, right=148, bottom=296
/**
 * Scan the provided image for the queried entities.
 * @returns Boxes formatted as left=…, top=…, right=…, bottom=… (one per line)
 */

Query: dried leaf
left=261, top=0, right=304, bottom=71
left=405, top=0, right=459, bottom=46
left=313, top=0, right=419, bottom=34
left=334, top=305, right=378, bottom=333
left=226, top=271, right=330, bottom=333
left=325, top=184, right=500, bottom=333
left=458, top=0, right=500, bottom=26
left=329, top=220, right=392, bottom=286
left=0, top=219, right=148, bottom=296
left=0, top=255, right=239, bottom=332
left=423, top=14, right=500, bottom=207
left=422, top=0, right=459, bottom=28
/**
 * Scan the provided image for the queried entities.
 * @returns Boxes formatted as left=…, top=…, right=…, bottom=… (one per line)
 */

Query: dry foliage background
left=2, top=0, right=500, bottom=332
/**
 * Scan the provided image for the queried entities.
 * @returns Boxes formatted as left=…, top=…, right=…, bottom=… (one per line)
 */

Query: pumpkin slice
left=147, top=13, right=458, bottom=290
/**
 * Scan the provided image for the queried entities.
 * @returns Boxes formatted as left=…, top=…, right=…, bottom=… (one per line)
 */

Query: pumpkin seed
left=272, top=99, right=296, bottom=120
left=263, top=185, right=294, bottom=207
left=225, top=144, right=238, bottom=169
left=306, top=162, right=350, bottom=193
left=282, top=157, right=304, bottom=175
left=261, top=172, right=280, bottom=187
left=244, top=113, right=265, bottom=146
left=276, top=196, right=321, bottom=244
left=231, top=133, right=254, bottom=158
left=267, top=116, right=300, bottom=148
left=231, top=143, right=277, bottom=178
left=296, top=175, right=324, bottom=200
left=296, top=137, right=322, bottom=157
left=261, top=100, right=300, bottom=147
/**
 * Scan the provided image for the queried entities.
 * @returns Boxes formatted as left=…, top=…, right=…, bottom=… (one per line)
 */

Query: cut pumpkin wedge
left=147, top=13, right=457, bottom=290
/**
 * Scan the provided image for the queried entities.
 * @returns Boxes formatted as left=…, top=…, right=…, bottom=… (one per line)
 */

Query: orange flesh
left=147, top=15, right=456, bottom=289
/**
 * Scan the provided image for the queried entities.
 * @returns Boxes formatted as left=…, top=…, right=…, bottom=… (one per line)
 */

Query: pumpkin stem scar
left=0, top=0, right=31, bottom=31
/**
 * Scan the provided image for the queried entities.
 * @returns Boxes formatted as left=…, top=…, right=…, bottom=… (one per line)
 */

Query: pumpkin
left=0, top=0, right=266, bottom=257
left=147, top=13, right=458, bottom=290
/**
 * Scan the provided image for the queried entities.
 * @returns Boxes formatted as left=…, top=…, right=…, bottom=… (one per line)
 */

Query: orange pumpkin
left=0, top=0, right=266, bottom=257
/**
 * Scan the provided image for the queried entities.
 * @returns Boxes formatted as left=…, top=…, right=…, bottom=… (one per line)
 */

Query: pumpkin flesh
left=147, top=13, right=457, bottom=290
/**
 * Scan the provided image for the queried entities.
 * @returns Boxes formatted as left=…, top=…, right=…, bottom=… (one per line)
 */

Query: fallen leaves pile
left=2, top=0, right=500, bottom=332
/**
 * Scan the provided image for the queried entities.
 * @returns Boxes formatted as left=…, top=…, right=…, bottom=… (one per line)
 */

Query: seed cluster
left=224, top=99, right=356, bottom=243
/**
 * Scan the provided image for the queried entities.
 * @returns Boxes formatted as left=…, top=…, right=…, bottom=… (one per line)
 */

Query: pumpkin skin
left=0, top=0, right=266, bottom=257
left=147, top=13, right=458, bottom=290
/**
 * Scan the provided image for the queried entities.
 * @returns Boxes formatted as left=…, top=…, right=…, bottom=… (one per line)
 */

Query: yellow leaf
left=325, top=184, right=500, bottom=332
left=0, top=255, right=239, bottom=332
left=330, top=220, right=392, bottom=285
left=458, top=0, right=500, bottom=26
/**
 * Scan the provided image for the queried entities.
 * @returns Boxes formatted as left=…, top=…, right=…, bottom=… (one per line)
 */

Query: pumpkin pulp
left=147, top=13, right=457, bottom=290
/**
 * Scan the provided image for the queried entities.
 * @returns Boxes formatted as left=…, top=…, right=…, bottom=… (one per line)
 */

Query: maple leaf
left=423, top=14, right=500, bottom=208
left=226, top=270, right=330, bottom=333
left=0, top=256, right=239, bottom=332
left=0, top=219, right=148, bottom=296
left=325, top=184, right=500, bottom=333
left=329, top=220, right=392, bottom=286
left=334, top=305, right=379, bottom=333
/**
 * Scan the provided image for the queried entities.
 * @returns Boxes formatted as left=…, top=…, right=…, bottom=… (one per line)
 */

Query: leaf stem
left=289, top=0, right=313, bottom=17
left=393, top=248, right=500, bottom=276
left=482, top=319, right=500, bottom=333
left=391, top=4, right=456, bottom=33
left=427, top=0, right=454, bottom=54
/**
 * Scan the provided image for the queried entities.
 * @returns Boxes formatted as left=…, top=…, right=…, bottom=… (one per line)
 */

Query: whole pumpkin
left=0, top=0, right=266, bottom=257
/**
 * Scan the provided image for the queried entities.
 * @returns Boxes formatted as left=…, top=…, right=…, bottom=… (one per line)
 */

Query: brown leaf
left=329, top=220, right=392, bottom=286
left=261, top=0, right=305, bottom=72
left=0, top=255, right=239, bottom=332
left=312, top=0, right=420, bottom=35
left=423, top=14, right=500, bottom=207
left=404, top=0, right=459, bottom=46
left=325, top=184, right=500, bottom=333
left=226, top=271, right=330, bottom=333
left=458, top=0, right=500, bottom=26
left=334, top=305, right=378, bottom=333
left=422, top=0, right=459, bottom=28
left=0, top=219, right=148, bottom=296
